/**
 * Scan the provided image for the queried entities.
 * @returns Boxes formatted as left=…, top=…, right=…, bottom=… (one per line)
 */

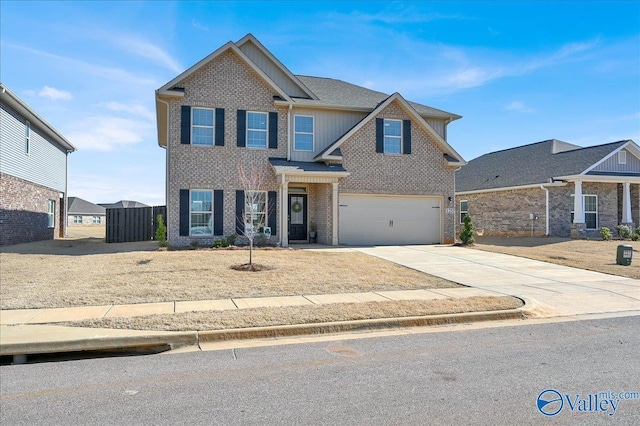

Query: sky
left=1, top=1, right=639, bottom=206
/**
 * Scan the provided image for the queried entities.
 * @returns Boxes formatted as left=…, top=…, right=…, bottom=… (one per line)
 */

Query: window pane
left=247, top=112, right=267, bottom=130
left=190, top=213, right=212, bottom=235
left=295, top=116, right=313, bottom=133
left=584, top=196, right=596, bottom=212
left=193, top=109, right=213, bottom=126
left=247, top=130, right=267, bottom=148
left=461, top=201, right=468, bottom=211
left=586, top=213, right=597, bottom=229
left=191, top=191, right=212, bottom=212
left=384, top=137, right=401, bottom=154
left=295, top=133, right=313, bottom=151
left=192, top=127, right=213, bottom=145
left=384, top=120, right=401, bottom=136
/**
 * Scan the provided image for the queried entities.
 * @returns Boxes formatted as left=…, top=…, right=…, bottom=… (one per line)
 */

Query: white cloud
left=65, top=116, right=154, bottom=151
left=38, top=86, right=71, bottom=101
left=505, top=101, right=534, bottom=113
left=192, top=19, right=209, bottom=32
left=107, top=35, right=183, bottom=73
left=95, top=101, right=155, bottom=121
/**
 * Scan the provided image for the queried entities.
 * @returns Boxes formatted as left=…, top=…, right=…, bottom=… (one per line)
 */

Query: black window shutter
left=375, top=118, right=384, bottom=153
left=235, top=190, right=245, bottom=234
left=213, top=190, right=224, bottom=236
left=403, top=120, right=412, bottom=155
left=237, top=110, right=246, bottom=147
left=181, top=106, right=191, bottom=145
left=268, top=112, right=278, bottom=149
left=215, top=108, right=225, bottom=146
left=179, top=189, right=189, bottom=236
left=268, top=191, right=277, bottom=234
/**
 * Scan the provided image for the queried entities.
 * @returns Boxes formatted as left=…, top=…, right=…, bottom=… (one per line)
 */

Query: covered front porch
left=269, top=159, right=349, bottom=247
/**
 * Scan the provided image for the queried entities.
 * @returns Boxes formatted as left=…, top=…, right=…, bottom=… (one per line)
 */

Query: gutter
left=287, top=103, right=292, bottom=161
left=156, top=97, right=171, bottom=236
left=457, top=181, right=567, bottom=196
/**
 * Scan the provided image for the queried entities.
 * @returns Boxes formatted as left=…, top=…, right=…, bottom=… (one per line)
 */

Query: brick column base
left=571, top=223, right=587, bottom=239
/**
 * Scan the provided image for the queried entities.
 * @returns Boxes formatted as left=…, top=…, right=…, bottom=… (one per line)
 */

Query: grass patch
left=60, top=296, right=523, bottom=331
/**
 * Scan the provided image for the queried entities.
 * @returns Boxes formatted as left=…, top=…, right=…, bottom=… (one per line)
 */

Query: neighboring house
left=155, top=34, right=466, bottom=247
left=99, top=200, right=150, bottom=209
left=0, top=83, right=76, bottom=246
left=455, top=139, right=640, bottom=239
left=67, top=197, right=106, bottom=226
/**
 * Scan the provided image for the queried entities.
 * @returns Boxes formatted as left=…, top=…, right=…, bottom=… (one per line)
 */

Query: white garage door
left=339, top=194, right=441, bottom=246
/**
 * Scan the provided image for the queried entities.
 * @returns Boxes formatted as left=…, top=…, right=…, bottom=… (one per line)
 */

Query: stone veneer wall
left=0, top=172, right=61, bottom=245
left=338, top=100, right=457, bottom=243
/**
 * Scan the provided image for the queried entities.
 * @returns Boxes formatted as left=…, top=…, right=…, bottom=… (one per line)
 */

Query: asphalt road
left=1, top=316, right=639, bottom=425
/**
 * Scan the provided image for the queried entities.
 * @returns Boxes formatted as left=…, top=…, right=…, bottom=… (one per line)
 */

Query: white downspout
left=287, top=103, right=292, bottom=161
left=157, top=97, right=170, bottom=238
left=540, top=185, right=549, bottom=236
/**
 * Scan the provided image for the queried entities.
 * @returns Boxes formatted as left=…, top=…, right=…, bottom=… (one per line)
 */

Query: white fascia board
left=555, top=174, right=640, bottom=184
left=456, top=182, right=567, bottom=195
left=236, top=34, right=318, bottom=100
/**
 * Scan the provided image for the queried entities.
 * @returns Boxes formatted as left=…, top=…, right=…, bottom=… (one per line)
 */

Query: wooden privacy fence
left=106, top=205, right=166, bottom=243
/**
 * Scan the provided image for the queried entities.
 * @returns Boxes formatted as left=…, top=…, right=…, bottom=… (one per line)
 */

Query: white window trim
left=460, top=200, right=469, bottom=224
left=570, top=194, right=598, bottom=230
left=189, top=189, right=213, bottom=237
left=383, top=119, right=402, bottom=154
left=293, top=115, right=314, bottom=152
left=618, top=151, right=627, bottom=165
left=25, top=121, right=31, bottom=155
left=244, top=190, right=267, bottom=235
left=246, top=111, right=268, bottom=149
left=191, top=107, right=215, bottom=146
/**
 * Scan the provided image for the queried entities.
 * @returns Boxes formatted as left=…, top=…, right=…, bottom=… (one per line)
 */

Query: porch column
left=571, top=180, right=586, bottom=239
left=332, top=182, right=339, bottom=246
left=281, top=176, right=288, bottom=248
left=622, top=181, right=632, bottom=224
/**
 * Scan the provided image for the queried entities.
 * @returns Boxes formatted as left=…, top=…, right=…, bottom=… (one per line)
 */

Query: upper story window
left=247, top=112, right=268, bottom=149
left=192, top=108, right=214, bottom=145
left=190, top=190, right=213, bottom=236
left=618, top=151, right=627, bottom=165
left=294, top=115, right=314, bottom=151
left=25, top=121, right=31, bottom=154
left=384, top=119, right=402, bottom=154
left=47, top=200, right=55, bottom=228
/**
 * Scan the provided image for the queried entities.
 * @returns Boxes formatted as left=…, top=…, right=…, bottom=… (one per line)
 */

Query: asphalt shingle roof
left=294, top=75, right=459, bottom=119
left=99, top=200, right=150, bottom=209
left=456, top=139, right=631, bottom=192
left=269, top=158, right=347, bottom=174
left=68, top=197, right=106, bottom=215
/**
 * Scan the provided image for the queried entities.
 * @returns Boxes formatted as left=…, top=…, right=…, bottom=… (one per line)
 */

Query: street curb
left=198, top=301, right=531, bottom=343
left=1, top=299, right=531, bottom=359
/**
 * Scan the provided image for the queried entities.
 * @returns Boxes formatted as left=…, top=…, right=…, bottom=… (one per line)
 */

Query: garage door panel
left=339, top=195, right=441, bottom=246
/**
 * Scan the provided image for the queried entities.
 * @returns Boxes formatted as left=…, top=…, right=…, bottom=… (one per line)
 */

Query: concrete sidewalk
left=356, top=245, right=640, bottom=317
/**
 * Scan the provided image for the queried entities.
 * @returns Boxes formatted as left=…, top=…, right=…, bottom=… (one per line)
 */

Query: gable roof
left=68, top=197, right=105, bottom=215
left=0, top=83, right=76, bottom=152
left=99, top=200, right=150, bottom=209
left=456, top=139, right=638, bottom=193
left=315, top=92, right=465, bottom=164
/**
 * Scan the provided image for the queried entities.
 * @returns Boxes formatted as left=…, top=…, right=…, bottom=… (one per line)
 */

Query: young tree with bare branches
left=237, top=162, right=269, bottom=267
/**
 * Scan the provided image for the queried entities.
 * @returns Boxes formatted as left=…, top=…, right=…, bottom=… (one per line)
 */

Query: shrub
left=632, top=233, right=640, bottom=242
left=600, top=227, right=612, bottom=241
left=226, top=233, right=237, bottom=246
left=459, top=214, right=475, bottom=245
left=155, top=214, right=168, bottom=247
left=616, top=224, right=632, bottom=239
left=212, top=239, right=229, bottom=248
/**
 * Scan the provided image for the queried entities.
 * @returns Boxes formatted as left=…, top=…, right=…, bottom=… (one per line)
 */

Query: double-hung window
left=384, top=119, right=402, bottom=154
left=73, top=215, right=82, bottom=224
left=571, top=194, right=598, bottom=230
left=190, top=190, right=213, bottom=236
left=244, top=191, right=267, bottom=235
left=247, top=112, right=268, bottom=149
left=92, top=216, right=101, bottom=224
left=25, top=121, right=31, bottom=154
left=294, top=115, right=314, bottom=151
left=192, top=108, right=214, bottom=145
left=460, top=200, right=468, bottom=224
left=47, top=200, right=55, bottom=228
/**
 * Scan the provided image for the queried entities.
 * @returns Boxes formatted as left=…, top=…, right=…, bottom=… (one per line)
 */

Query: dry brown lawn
left=63, top=297, right=523, bottom=331
left=472, top=237, right=640, bottom=279
left=0, top=238, right=459, bottom=310
left=66, top=225, right=106, bottom=239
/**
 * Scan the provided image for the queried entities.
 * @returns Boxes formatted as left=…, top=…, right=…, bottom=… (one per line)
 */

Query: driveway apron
left=356, top=245, right=640, bottom=317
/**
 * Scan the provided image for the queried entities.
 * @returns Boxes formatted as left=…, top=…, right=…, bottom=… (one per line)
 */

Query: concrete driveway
left=356, top=245, right=640, bottom=317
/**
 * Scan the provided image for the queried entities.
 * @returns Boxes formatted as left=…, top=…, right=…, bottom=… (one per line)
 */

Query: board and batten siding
left=290, top=108, right=368, bottom=162
left=590, top=149, right=640, bottom=174
left=238, top=41, right=309, bottom=99
left=425, top=118, right=446, bottom=140
left=0, top=101, right=68, bottom=192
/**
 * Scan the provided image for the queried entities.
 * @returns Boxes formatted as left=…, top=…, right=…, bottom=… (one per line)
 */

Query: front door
left=288, top=194, right=308, bottom=241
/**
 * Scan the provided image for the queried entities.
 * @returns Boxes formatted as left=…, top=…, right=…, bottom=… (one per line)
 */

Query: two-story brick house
left=0, top=83, right=76, bottom=246
left=156, top=34, right=465, bottom=247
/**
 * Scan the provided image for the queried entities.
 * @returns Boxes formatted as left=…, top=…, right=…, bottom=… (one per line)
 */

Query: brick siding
left=0, top=172, right=62, bottom=246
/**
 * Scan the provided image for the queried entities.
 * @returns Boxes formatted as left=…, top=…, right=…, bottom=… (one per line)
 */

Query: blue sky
left=2, top=1, right=639, bottom=205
